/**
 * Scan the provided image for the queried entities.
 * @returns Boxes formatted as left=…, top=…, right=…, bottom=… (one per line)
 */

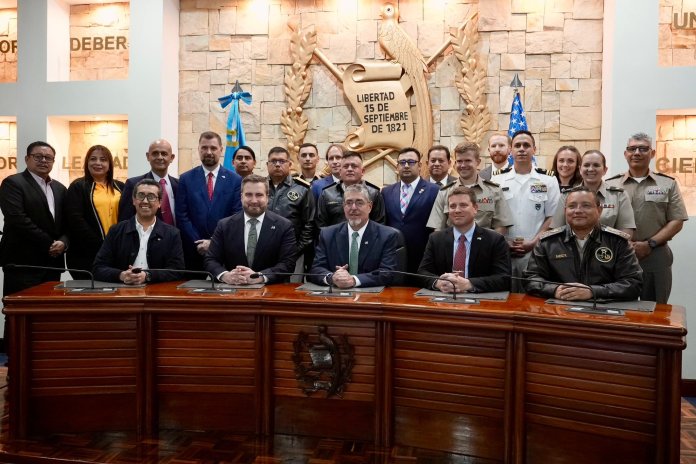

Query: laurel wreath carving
left=281, top=21, right=317, bottom=160
left=450, top=13, right=491, bottom=145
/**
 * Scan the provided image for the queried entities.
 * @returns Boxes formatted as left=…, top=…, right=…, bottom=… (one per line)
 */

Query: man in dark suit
left=419, top=186, right=511, bottom=293
left=311, top=184, right=398, bottom=288
left=118, top=139, right=178, bottom=224
left=383, top=147, right=439, bottom=275
left=310, top=143, right=344, bottom=200
left=204, top=174, right=297, bottom=285
left=0, top=141, right=69, bottom=297
left=94, top=179, right=185, bottom=284
left=176, top=131, right=243, bottom=270
left=426, top=145, right=457, bottom=186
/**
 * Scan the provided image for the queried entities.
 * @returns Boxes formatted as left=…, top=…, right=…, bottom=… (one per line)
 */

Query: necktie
left=207, top=172, right=214, bottom=200
left=247, top=218, right=258, bottom=268
left=453, top=235, right=467, bottom=276
left=349, top=231, right=359, bottom=275
left=400, top=183, right=410, bottom=215
left=159, top=178, right=175, bottom=226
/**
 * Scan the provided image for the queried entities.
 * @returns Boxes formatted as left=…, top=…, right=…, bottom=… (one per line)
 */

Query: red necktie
left=159, top=178, right=175, bottom=226
left=207, top=172, right=214, bottom=200
left=453, top=236, right=467, bottom=276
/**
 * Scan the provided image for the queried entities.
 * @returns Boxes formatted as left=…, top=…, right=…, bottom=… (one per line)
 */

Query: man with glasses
left=382, top=147, right=439, bottom=274
left=428, top=141, right=513, bottom=235
left=316, top=151, right=385, bottom=227
left=118, top=139, right=178, bottom=223
left=310, top=184, right=398, bottom=288
left=525, top=187, right=642, bottom=301
left=93, top=179, right=184, bottom=284
left=265, top=147, right=316, bottom=275
left=605, top=132, right=688, bottom=303
left=0, top=141, right=69, bottom=297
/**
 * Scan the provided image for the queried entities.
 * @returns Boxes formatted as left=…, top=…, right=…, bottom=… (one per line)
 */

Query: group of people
left=0, top=129, right=687, bottom=307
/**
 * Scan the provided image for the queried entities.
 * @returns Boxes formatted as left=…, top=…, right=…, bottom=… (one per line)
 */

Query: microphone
left=131, top=268, right=225, bottom=293
left=371, top=270, right=476, bottom=304
left=509, top=275, right=622, bottom=315
left=4, top=263, right=116, bottom=293
left=248, top=272, right=354, bottom=297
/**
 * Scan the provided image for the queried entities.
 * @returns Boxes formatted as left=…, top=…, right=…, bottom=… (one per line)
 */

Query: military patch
left=600, top=203, right=615, bottom=209
left=287, top=190, right=300, bottom=201
left=535, top=203, right=541, bottom=210
left=478, top=197, right=494, bottom=204
left=553, top=253, right=568, bottom=259
left=595, top=247, right=613, bottom=263
left=646, top=187, right=668, bottom=196
left=530, top=183, right=548, bottom=194
left=540, top=227, right=564, bottom=239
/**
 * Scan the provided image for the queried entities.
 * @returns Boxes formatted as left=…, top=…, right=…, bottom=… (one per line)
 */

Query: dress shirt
left=452, top=223, right=475, bottom=278
left=28, top=170, right=56, bottom=218
left=244, top=212, right=266, bottom=250
left=400, top=177, right=419, bottom=208
left=203, top=164, right=222, bottom=191
left=152, top=172, right=176, bottom=220
left=133, top=218, right=156, bottom=270
left=347, top=221, right=368, bottom=287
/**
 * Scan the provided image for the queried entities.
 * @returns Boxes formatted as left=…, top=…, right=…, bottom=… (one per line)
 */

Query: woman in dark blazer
left=66, top=145, right=124, bottom=277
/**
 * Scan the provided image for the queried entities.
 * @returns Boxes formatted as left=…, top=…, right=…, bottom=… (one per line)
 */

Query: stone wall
left=659, top=0, right=696, bottom=67
left=0, top=8, right=17, bottom=83
left=70, top=2, right=130, bottom=81
left=656, top=114, right=696, bottom=214
left=178, top=0, right=604, bottom=185
left=67, top=120, right=129, bottom=183
left=0, top=121, right=16, bottom=183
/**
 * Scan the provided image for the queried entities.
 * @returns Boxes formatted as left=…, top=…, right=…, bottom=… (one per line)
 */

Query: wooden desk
left=3, top=283, right=686, bottom=463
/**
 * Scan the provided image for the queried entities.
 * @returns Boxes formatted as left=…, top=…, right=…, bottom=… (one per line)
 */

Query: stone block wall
left=659, top=0, right=696, bottom=67
left=70, top=2, right=130, bottom=81
left=0, top=121, right=16, bottom=183
left=67, top=120, right=129, bottom=183
left=0, top=8, right=17, bottom=83
left=656, top=114, right=696, bottom=214
left=178, top=0, right=604, bottom=184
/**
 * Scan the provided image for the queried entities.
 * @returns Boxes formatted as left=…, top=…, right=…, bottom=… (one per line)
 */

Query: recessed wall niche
left=0, top=119, right=16, bottom=183
left=656, top=114, right=696, bottom=214
left=0, top=6, right=17, bottom=83
left=70, top=2, right=129, bottom=80
left=67, top=119, right=128, bottom=183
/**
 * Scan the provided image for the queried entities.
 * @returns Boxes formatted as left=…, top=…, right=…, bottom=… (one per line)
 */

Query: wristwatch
left=144, top=271, right=152, bottom=282
left=647, top=239, right=658, bottom=249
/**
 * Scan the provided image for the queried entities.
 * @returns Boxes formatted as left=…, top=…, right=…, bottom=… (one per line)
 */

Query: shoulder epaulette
left=601, top=225, right=631, bottom=240
left=535, top=167, right=549, bottom=175
left=546, top=169, right=555, bottom=177
left=492, top=166, right=512, bottom=176
left=605, top=173, right=623, bottom=181
left=540, top=227, right=564, bottom=239
left=482, top=178, right=501, bottom=187
left=364, top=180, right=381, bottom=190
left=293, top=176, right=311, bottom=188
left=655, top=172, right=675, bottom=180
left=441, top=179, right=457, bottom=191
left=606, top=185, right=624, bottom=192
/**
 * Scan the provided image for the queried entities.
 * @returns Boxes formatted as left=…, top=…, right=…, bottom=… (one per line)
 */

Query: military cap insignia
left=287, top=190, right=300, bottom=201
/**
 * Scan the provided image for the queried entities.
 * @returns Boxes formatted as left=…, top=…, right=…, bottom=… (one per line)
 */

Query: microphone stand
left=249, top=272, right=354, bottom=298
left=373, top=270, right=478, bottom=304
left=131, top=268, right=229, bottom=293
left=5, top=263, right=116, bottom=293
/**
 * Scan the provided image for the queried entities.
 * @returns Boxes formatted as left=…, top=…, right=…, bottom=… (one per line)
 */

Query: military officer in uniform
left=265, top=147, right=316, bottom=276
left=525, top=187, right=642, bottom=302
left=492, top=130, right=561, bottom=292
left=605, top=132, right=688, bottom=304
left=550, top=150, right=635, bottom=236
left=316, top=151, right=385, bottom=227
left=427, top=141, right=513, bottom=235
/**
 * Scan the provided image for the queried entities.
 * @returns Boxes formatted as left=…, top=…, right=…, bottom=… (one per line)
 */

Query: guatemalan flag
left=507, top=91, right=529, bottom=165
left=219, top=88, right=252, bottom=170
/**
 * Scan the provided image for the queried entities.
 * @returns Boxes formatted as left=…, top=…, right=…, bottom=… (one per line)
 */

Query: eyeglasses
left=29, top=153, right=55, bottom=162
left=135, top=192, right=160, bottom=202
left=626, top=146, right=651, bottom=154
left=344, top=199, right=367, bottom=208
left=267, top=159, right=288, bottom=165
left=397, top=160, right=418, bottom=167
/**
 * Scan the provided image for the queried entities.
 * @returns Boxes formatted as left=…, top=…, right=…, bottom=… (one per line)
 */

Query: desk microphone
left=509, top=275, right=606, bottom=313
left=131, top=268, right=223, bottom=293
left=4, top=263, right=115, bottom=293
left=371, top=270, right=469, bottom=303
left=249, top=272, right=353, bottom=297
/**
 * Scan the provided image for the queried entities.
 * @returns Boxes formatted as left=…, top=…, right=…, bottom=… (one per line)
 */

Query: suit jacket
left=0, top=170, right=69, bottom=295
left=175, top=166, right=242, bottom=266
left=382, top=178, right=439, bottom=273
left=310, top=221, right=399, bottom=287
left=310, top=175, right=336, bottom=200
left=204, top=210, right=297, bottom=284
left=418, top=225, right=511, bottom=293
left=93, top=217, right=185, bottom=283
left=118, top=172, right=179, bottom=222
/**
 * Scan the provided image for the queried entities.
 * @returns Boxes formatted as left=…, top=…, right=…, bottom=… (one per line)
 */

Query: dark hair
left=448, top=186, right=477, bottom=205
left=267, top=146, right=290, bottom=158
left=84, top=145, right=116, bottom=192
left=343, top=151, right=363, bottom=162
left=566, top=186, right=600, bottom=207
left=551, top=145, right=582, bottom=187
left=511, top=130, right=535, bottom=146
left=234, top=146, right=256, bottom=161
left=242, top=173, right=269, bottom=194
left=199, top=131, right=222, bottom=146
left=427, top=145, right=451, bottom=161
left=398, top=147, right=422, bottom=161
left=26, top=141, right=56, bottom=157
left=299, top=142, right=318, bottom=153
left=133, top=178, right=162, bottom=199
left=453, top=141, right=481, bottom=158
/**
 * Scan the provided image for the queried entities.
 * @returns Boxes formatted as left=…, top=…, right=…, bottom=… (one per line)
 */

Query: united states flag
left=508, top=91, right=528, bottom=138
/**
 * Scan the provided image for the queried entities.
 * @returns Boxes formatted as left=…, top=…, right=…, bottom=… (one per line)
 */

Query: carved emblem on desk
left=292, top=325, right=355, bottom=398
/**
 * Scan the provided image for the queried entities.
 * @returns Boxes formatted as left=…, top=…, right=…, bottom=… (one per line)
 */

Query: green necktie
left=349, top=231, right=359, bottom=275
left=247, top=218, right=258, bottom=268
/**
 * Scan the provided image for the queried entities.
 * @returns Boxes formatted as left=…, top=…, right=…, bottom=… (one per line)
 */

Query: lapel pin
left=364, top=241, right=369, bottom=245
left=477, top=237, right=482, bottom=240
left=271, top=225, right=276, bottom=230
left=418, top=188, right=424, bottom=194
